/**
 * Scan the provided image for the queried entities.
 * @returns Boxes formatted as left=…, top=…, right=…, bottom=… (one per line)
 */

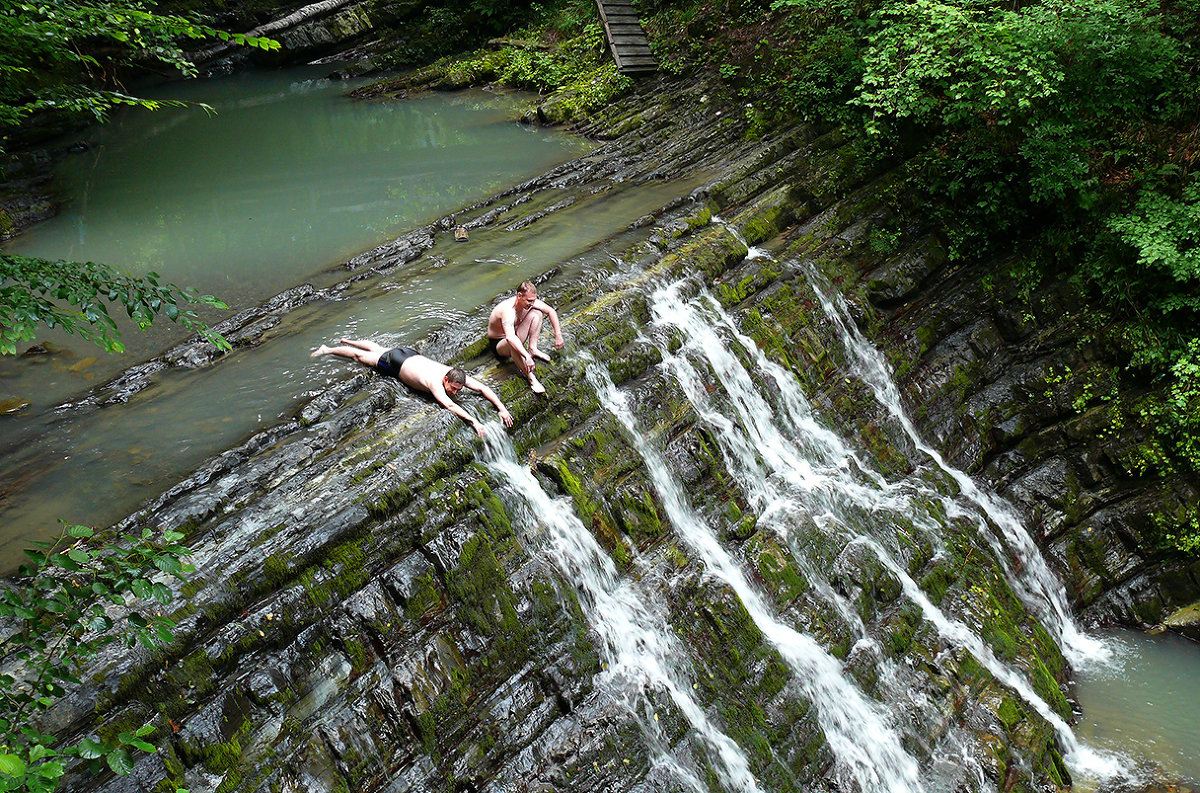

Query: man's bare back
left=311, top=339, right=512, bottom=437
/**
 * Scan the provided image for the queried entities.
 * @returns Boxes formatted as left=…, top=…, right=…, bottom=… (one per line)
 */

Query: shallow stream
left=0, top=65, right=709, bottom=566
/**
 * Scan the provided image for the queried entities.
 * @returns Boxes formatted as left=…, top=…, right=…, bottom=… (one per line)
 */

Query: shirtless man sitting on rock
left=486, top=281, right=564, bottom=394
left=311, top=340, right=513, bottom=437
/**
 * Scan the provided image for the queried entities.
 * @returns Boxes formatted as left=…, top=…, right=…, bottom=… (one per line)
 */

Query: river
left=1074, top=627, right=1200, bottom=787
left=2, top=65, right=594, bottom=417
left=0, top=65, right=706, bottom=567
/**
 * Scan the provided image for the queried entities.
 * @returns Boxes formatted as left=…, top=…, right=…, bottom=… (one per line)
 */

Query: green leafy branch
left=1, top=254, right=231, bottom=355
left=0, top=0, right=278, bottom=137
left=0, top=524, right=193, bottom=791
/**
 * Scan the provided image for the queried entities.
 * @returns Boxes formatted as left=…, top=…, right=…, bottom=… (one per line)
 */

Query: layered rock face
left=44, top=76, right=1190, bottom=793
left=850, top=205, right=1200, bottom=628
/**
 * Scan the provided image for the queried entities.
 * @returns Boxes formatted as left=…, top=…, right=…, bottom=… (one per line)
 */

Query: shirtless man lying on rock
left=311, top=340, right=513, bottom=437
left=485, top=281, right=564, bottom=394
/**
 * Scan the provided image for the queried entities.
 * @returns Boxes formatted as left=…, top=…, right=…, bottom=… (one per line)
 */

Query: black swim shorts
left=376, top=346, right=418, bottom=378
left=486, top=336, right=505, bottom=359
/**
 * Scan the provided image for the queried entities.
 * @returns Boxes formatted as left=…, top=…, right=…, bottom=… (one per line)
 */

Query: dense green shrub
left=381, top=0, right=551, bottom=66
left=436, top=8, right=634, bottom=121
left=0, top=525, right=193, bottom=791
left=643, top=0, right=1200, bottom=478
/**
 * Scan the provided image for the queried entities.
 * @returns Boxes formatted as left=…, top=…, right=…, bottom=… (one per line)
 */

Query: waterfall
left=645, top=278, right=1130, bottom=784
left=713, top=216, right=772, bottom=261
left=649, top=284, right=931, bottom=634
left=804, top=272, right=1111, bottom=671
left=585, top=357, right=926, bottom=793
left=479, top=433, right=763, bottom=793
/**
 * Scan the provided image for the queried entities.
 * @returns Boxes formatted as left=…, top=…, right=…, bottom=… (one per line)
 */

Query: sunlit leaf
left=0, top=754, right=25, bottom=776
left=106, top=747, right=134, bottom=775
left=76, top=738, right=107, bottom=759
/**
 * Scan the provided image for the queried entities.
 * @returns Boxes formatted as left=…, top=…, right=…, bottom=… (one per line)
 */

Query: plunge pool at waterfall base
left=1074, top=627, right=1200, bottom=788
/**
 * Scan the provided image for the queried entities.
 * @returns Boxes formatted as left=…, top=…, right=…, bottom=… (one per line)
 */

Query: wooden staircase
left=595, top=0, right=658, bottom=76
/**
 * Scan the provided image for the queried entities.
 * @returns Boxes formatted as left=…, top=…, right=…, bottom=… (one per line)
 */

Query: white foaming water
left=869, top=529, right=1133, bottom=785
left=713, top=216, right=772, bottom=261
left=585, top=358, right=925, bottom=793
left=804, top=273, right=1112, bottom=672
left=646, top=281, right=1133, bottom=786
left=857, top=538, right=1081, bottom=759
left=478, top=433, right=762, bottom=793
left=644, top=335, right=867, bottom=636
left=648, top=284, right=929, bottom=631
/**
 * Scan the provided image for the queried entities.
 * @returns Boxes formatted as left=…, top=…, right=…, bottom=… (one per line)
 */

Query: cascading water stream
left=855, top=535, right=1132, bottom=782
left=803, top=271, right=1111, bottom=671
left=646, top=277, right=1131, bottom=784
left=648, top=283, right=926, bottom=635
left=713, top=216, right=772, bottom=261
left=478, top=432, right=763, bottom=793
left=585, top=357, right=926, bottom=793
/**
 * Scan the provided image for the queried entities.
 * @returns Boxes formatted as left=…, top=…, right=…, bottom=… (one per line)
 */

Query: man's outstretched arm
left=534, top=299, right=564, bottom=349
left=466, top=377, right=514, bottom=427
left=430, top=383, right=486, bottom=437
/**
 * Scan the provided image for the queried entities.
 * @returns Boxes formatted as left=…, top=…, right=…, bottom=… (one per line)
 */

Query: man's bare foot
left=528, top=372, right=547, bottom=394
left=531, top=348, right=552, bottom=362
left=310, top=345, right=331, bottom=358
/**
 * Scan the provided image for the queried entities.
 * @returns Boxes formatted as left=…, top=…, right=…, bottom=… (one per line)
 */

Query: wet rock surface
left=17, top=72, right=1192, bottom=793
left=850, top=238, right=1200, bottom=630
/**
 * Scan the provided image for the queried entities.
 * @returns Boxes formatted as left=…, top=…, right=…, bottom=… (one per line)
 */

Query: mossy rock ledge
left=36, top=72, right=1195, bottom=793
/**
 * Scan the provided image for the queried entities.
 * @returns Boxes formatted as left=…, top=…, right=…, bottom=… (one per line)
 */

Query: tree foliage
left=380, top=0, right=540, bottom=67
left=857, top=0, right=1190, bottom=242
left=644, top=0, right=1200, bottom=475
left=1105, top=177, right=1200, bottom=296
left=0, top=255, right=231, bottom=354
left=0, top=525, right=193, bottom=791
left=0, top=0, right=278, bottom=143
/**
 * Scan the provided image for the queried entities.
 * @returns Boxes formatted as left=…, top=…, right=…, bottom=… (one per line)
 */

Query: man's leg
left=311, top=341, right=385, bottom=367
left=497, top=321, right=546, bottom=394
left=338, top=338, right=388, bottom=354
left=520, top=312, right=552, bottom=362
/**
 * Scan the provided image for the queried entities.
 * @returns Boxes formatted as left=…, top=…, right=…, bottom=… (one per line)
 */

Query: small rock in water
left=0, top=397, right=31, bottom=415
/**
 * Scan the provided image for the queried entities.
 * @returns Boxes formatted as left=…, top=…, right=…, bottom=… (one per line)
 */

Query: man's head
left=516, top=281, right=537, bottom=310
left=443, top=368, right=467, bottom=396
